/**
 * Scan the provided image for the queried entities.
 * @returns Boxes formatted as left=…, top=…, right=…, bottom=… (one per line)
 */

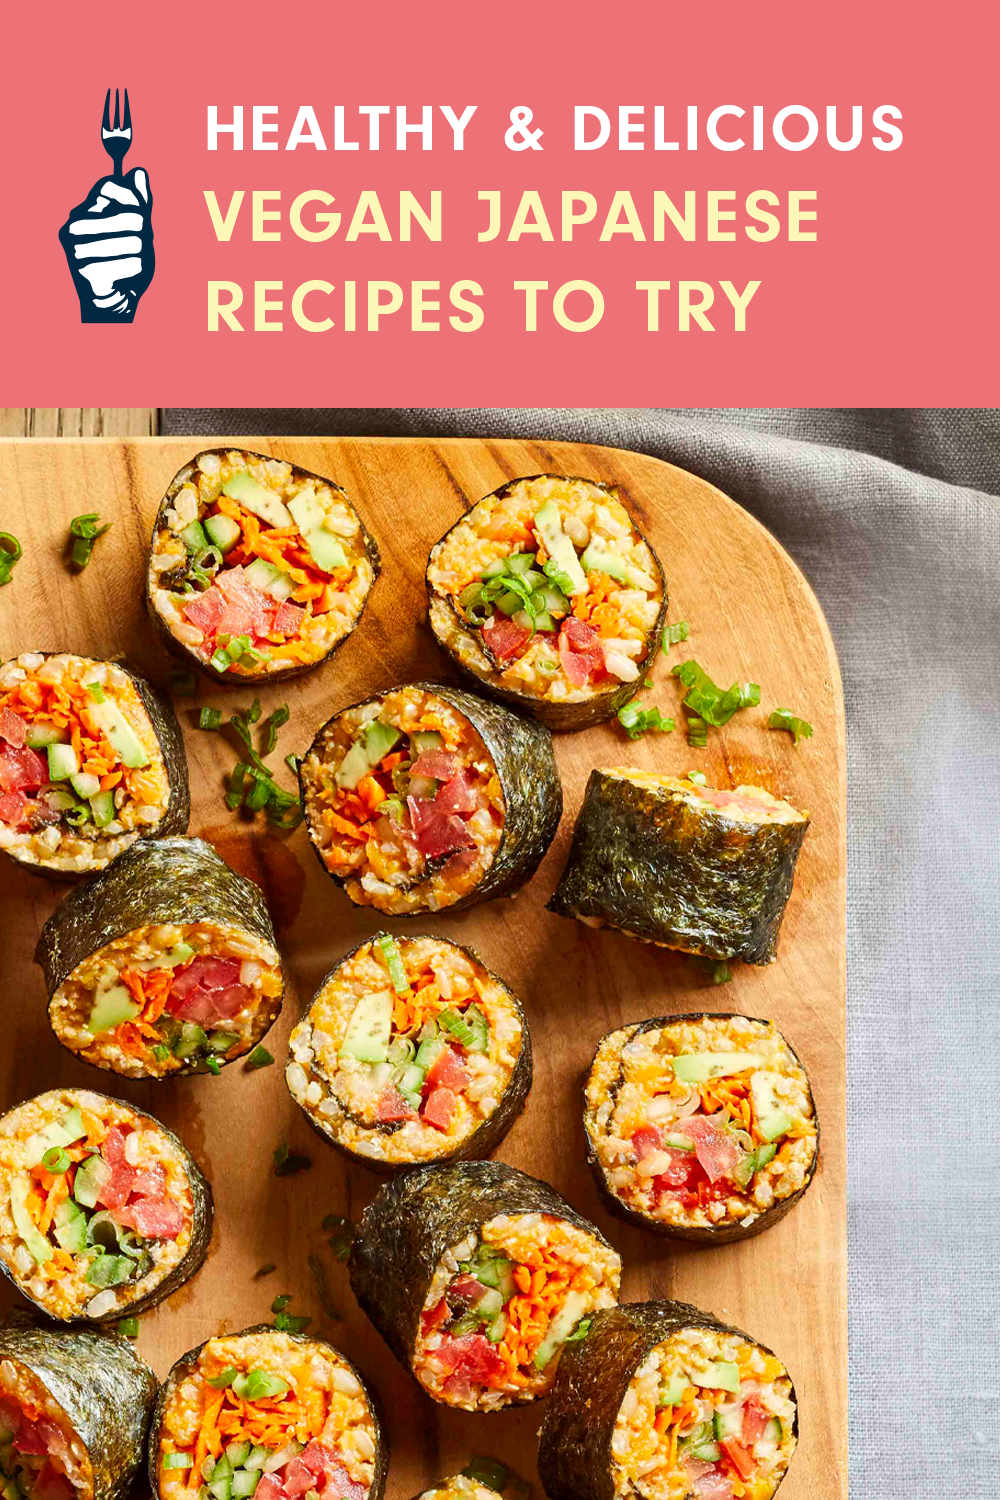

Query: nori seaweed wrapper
left=34, top=835, right=283, bottom=1075
left=537, top=1301, right=798, bottom=1500
left=289, top=933, right=533, bottom=1173
left=148, top=1323, right=388, bottom=1500
left=0, top=1311, right=157, bottom=1500
left=426, top=474, right=668, bottom=732
left=145, top=447, right=382, bottom=685
left=300, top=681, right=563, bottom=912
left=0, top=654, right=189, bottom=884
left=548, top=771, right=808, bottom=965
left=0, top=1088, right=214, bottom=1321
left=349, top=1160, right=615, bottom=1380
left=583, top=1015, right=820, bottom=1244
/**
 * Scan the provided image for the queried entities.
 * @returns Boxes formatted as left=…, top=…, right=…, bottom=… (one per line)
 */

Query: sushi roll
left=35, top=836, right=284, bottom=1079
left=349, top=1161, right=621, bottom=1413
left=0, top=652, right=188, bottom=879
left=426, top=474, right=666, bottom=730
left=583, top=1016, right=819, bottom=1243
left=410, top=1477, right=502, bottom=1500
left=0, top=1313, right=157, bottom=1500
left=150, top=1326, right=387, bottom=1500
left=0, top=1089, right=212, bottom=1323
left=286, top=932, right=532, bottom=1171
left=147, top=448, right=381, bottom=683
left=548, top=771, right=808, bottom=966
left=537, top=1301, right=798, bottom=1500
left=299, top=682, right=562, bottom=916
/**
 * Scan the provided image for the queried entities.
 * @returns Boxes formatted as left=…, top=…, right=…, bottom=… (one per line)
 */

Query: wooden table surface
left=0, top=435, right=846, bottom=1500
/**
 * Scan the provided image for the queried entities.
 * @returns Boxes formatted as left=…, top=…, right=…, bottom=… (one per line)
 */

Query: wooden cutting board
left=0, top=437, right=846, bottom=1500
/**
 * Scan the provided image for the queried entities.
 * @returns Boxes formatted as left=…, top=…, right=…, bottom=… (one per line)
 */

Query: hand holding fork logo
left=58, top=90, right=154, bottom=323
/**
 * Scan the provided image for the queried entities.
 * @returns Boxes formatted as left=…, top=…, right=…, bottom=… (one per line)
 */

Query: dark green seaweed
left=148, top=1323, right=388, bottom=1500
left=145, top=448, right=382, bottom=685
left=290, top=932, right=533, bottom=1174
left=583, top=1014, right=820, bottom=1244
left=299, top=681, right=562, bottom=913
left=34, top=835, right=283, bottom=1076
left=0, top=1088, right=213, bottom=1322
left=0, top=1311, right=157, bottom=1500
left=426, top=474, right=668, bottom=732
left=0, top=653, right=189, bottom=883
left=349, top=1160, right=616, bottom=1389
left=537, top=1301, right=798, bottom=1500
left=548, top=771, right=808, bottom=964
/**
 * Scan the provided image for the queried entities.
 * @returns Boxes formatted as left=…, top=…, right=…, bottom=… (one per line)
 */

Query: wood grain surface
left=0, top=436, right=846, bottom=1500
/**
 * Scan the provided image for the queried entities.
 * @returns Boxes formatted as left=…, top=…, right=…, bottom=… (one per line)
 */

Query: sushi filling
left=0, top=1361, right=90, bottom=1500
left=149, top=451, right=375, bottom=677
left=0, top=655, right=170, bottom=872
left=586, top=1018, right=817, bottom=1231
left=427, top=476, right=662, bottom=704
left=49, top=922, right=282, bottom=1078
left=617, top=775, right=805, bottom=828
left=302, top=688, right=504, bottom=915
left=0, top=1093, right=193, bottom=1321
left=156, top=1332, right=377, bottom=1500
left=417, top=1481, right=501, bottom=1500
left=610, top=1329, right=796, bottom=1500
left=416, top=1214, right=621, bottom=1410
left=287, top=934, right=523, bottom=1163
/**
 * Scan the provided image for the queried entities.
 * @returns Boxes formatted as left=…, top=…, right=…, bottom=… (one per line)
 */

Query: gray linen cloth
left=164, top=406, right=1000, bottom=1498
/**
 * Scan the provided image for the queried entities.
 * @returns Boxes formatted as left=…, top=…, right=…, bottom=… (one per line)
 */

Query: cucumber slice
left=223, top=472, right=293, bottom=528
left=25, top=723, right=67, bottom=749
left=70, top=771, right=102, bottom=800
left=506, top=552, right=536, bottom=575
left=88, top=789, right=116, bottom=827
left=410, top=730, right=444, bottom=755
left=53, top=1198, right=88, bottom=1253
left=47, top=743, right=79, bottom=781
left=245, top=558, right=283, bottom=593
left=340, top=990, right=393, bottom=1064
left=204, top=513, right=241, bottom=553
left=180, top=519, right=209, bottom=554
left=73, top=1154, right=111, bottom=1209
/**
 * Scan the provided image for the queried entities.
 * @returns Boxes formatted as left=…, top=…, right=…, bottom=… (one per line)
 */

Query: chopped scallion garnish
left=205, top=1057, right=221, bottom=1075
left=768, top=707, right=814, bottom=745
left=199, top=707, right=223, bottom=731
left=116, top=1317, right=140, bottom=1338
left=271, top=1293, right=292, bottom=1313
left=246, top=1046, right=274, bottom=1070
left=84, top=681, right=106, bottom=703
left=42, top=1146, right=70, bottom=1173
left=662, top=620, right=690, bottom=649
left=262, top=705, right=290, bottom=755
left=685, top=770, right=707, bottom=785
left=67, top=513, right=112, bottom=571
left=672, top=659, right=760, bottom=729
left=273, top=1143, right=311, bottom=1177
left=686, top=715, right=708, bottom=748
left=0, top=532, right=22, bottom=586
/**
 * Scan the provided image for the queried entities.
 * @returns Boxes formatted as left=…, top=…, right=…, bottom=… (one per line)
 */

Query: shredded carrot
left=38, top=1173, right=69, bottom=1235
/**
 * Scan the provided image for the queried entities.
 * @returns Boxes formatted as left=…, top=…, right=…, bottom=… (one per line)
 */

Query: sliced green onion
left=207, top=1366, right=238, bottom=1389
left=768, top=707, right=814, bottom=745
left=672, top=659, right=761, bottom=728
left=205, top=1057, right=221, bottom=1075
left=377, top=933, right=411, bottom=995
left=41, top=1147, right=70, bottom=1174
left=262, top=705, right=290, bottom=755
left=253, top=1263, right=277, bottom=1279
left=116, top=1316, right=140, bottom=1338
left=617, top=700, right=676, bottom=740
left=273, top=1143, right=311, bottom=1177
left=686, top=714, right=708, bottom=748
left=285, top=753, right=301, bottom=775
left=68, top=513, right=112, bottom=571
left=271, top=1294, right=292, bottom=1313
left=226, top=762, right=249, bottom=811
left=685, top=770, right=707, bottom=785
left=84, top=681, right=106, bottom=703
left=0, top=532, right=22, bottom=586
left=662, top=620, right=690, bottom=649
left=152, top=1044, right=171, bottom=1063
left=162, top=1451, right=193, bottom=1469
left=246, top=1046, right=274, bottom=1070
left=199, top=707, right=223, bottom=731
left=273, top=1311, right=311, bottom=1334
left=689, top=956, right=733, bottom=985
left=564, top=1316, right=593, bottom=1344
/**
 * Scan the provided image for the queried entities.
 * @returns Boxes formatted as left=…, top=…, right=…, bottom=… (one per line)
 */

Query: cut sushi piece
left=548, top=770, right=808, bottom=965
left=299, top=682, right=562, bottom=916
left=0, top=1089, right=212, bottom=1323
left=146, top=448, right=381, bottom=683
left=150, top=1325, right=387, bottom=1500
left=583, top=1015, right=819, bottom=1243
left=411, top=1477, right=503, bottom=1500
left=349, top=1161, right=621, bottom=1413
left=426, top=474, right=667, bottom=730
left=36, top=836, right=283, bottom=1079
left=0, top=652, right=188, bottom=878
left=0, top=1314, right=157, bottom=1500
left=286, top=932, right=532, bottom=1171
left=537, top=1301, right=798, bottom=1500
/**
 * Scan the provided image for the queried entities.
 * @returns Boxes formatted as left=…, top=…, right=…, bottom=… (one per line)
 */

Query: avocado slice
left=672, top=1050, right=764, bottom=1084
left=410, top=730, right=444, bottom=755
left=222, top=471, right=293, bottom=529
left=533, top=503, right=588, bottom=596
left=88, top=700, right=150, bottom=769
left=364, top=720, right=402, bottom=767
left=10, top=1178, right=53, bottom=1265
left=340, top=990, right=393, bottom=1064
left=580, top=542, right=628, bottom=582
left=694, top=1360, right=740, bottom=1394
left=53, top=1198, right=88, bottom=1254
left=288, top=490, right=349, bottom=574
left=533, top=1290, right=591, bottom=1370
left=87, top=970, right=140, bottom=1035
left=660, top=1374, right=688, bottom=1406
left=73, top=1154, right=111, bottom=1209
left=336, top=738, right=372, bottom=791
left=143, top=942, right=195, bottom=972
left=750, top=1071, right=793, bottom=1141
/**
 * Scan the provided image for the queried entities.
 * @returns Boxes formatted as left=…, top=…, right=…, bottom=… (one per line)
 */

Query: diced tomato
left=95, top=1126, right=136, bottom=1210
left=434, top=771, right=477, bottom=817
left=652, top=1148, right=701, bottom=1192
left=673, top=1115, right=743, bottom=1184
left=410, top=750, right=461, bottom=781
left=0, top=744, right=47, bottom=793
left=447, top=1275, right=487, bottom=1307
left=131, top=1163, right=167, bottom=1200
left=720, top=1437, right=756, bottom=1481
left=0, top=789, right=28, bottom=826
left=558, top=617, right=606, bottom=686
left=376, top=1085, right=414, bottom=1123
left=700, top=788, right=771, bottom=817
left=182, top=587, right=226, bottom=638
left=117, top=1197, right=184, bottom=1239
left=690, top=1470, right=734, bottom=1500
left=168, top=982, right=249, bottom=1026
left=0, top=709, right=26, bottom=747
left=282, top=1456, right=318, bottom=1498
left=407, top=797, right=476, bottom=859
left=252, top=1476, right=283, bottom=1500
left=482, top=614, right=531, bottom=662
left=630, top=1125, right=662, bottom=1160
left=291, top=1443, right=366, bottom=1500
left=12, top=1419, right=47, bottom=1455
left=425, top=1045, right=468, bottom=1094
left=273, top=599, right=306, bottom=635
left=421, top=1297, right=449, bottom=1334
left=742, top=1393, right=771, bottom=1445
left=435, top=1332, right=506, bottom=1383
left=169, top=955, right=242, bottom=1000
left=422, top=1087, right=456, bottom=1131
left=27, top=1467, right=74, bottom=1500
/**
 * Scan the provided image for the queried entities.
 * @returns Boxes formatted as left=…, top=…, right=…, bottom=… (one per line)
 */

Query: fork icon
left=57, top=88, right=155, bottom=323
